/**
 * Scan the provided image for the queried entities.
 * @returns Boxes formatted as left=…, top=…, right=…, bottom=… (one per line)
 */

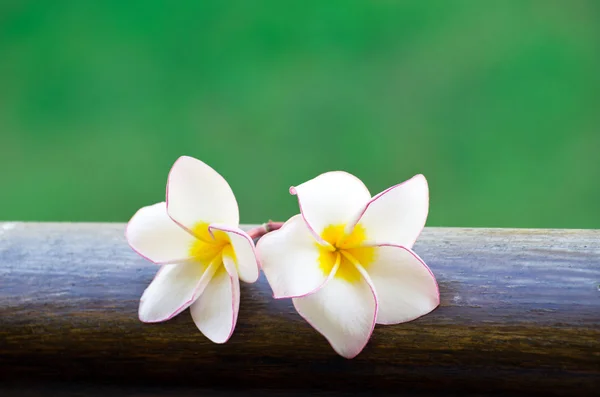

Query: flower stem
left=247, top=221, right=284, bottom=240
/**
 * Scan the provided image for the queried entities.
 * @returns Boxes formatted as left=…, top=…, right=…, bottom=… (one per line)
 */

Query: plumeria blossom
left=258, top=172, right=439, bottom=358
left=126, top=156, right=259, bottom=343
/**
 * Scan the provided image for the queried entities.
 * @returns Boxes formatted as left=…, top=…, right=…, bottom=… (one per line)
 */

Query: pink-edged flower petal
left=126, top=202, right=196, bottom=264
left=292, top=266, right=378, bottom=359
left=290, top=171, right=371, bottom=241
left=347, top=174, right=429, bottom=248
left=166, top=156, right=239, bottom=231
left=138, top=260, right=218, bottom=322
left=258, top=214, right=329, bottom=299
left=190, top=256, right=240, bottom=344
left=368, top=244, right=439, bottom=325
left=208, top=224, right=259, bottom=283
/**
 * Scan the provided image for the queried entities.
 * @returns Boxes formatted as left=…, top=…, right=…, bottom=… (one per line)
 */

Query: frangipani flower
left=258, top=172, right=439, bottom=358
left=126, top=156, right=259, bottom=343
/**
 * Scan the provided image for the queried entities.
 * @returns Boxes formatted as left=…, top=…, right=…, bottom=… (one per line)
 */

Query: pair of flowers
left=126, top=156, right=439, bottom=358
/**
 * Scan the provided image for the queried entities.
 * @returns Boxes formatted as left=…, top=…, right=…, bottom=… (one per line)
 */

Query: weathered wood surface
left=0, top=222, right=599, bottom=396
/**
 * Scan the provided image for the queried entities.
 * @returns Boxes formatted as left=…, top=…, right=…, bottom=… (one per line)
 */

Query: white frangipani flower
left=258, top=172, right=439, bottom=358
left=126, top=156, right=259, bottom=343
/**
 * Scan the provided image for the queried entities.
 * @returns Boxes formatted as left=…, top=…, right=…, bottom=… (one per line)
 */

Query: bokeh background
left=1, top=0, right=598, bottom=228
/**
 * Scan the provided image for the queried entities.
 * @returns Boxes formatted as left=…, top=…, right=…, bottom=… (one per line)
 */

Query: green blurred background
left=1, top=0, right=598, bottom=228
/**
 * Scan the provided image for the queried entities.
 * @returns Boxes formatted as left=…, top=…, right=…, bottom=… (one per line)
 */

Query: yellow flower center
left=317, top=224, right=375, bottom=283
left=189, top=223, right=236, bottom=271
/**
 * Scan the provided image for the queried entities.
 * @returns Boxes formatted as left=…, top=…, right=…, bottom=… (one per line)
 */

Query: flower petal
left=292, top=266, right=378, bottom=359
left=166, top=156, right=239, bottom=231
left=139, top=260, right=218, bottom=322
left=367, top=245, right=439, bottom=325
left=126, top=202, right=196, bottom=264
left=258, top=214, right=329, bottom=299
left=190, top=256, right=240, bottom=343
left=290, top=171, right=371, bottom=241
left=348, top=174, right=429, bottom=248
left=208, top=224, right=260, bottom=283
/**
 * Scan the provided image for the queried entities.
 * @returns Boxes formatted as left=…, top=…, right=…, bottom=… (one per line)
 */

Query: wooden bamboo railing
left=1, top=222, right=599, bottom=396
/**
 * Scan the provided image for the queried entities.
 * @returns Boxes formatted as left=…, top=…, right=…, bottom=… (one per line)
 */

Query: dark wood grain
left=1, top=222, right=599, bottom=396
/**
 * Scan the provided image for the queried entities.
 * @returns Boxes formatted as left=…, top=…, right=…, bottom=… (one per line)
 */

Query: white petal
left=258, top=214, right=329, bottom=299
left=166, top=156, right=239, bottom=230
left=139, top=261, right=217, bottom=322
left=292, top=267, right=377, bottom=359
left=290, top=171, right=371, bottom=241
left=209, top=224, right=259, bottom=283
left=367, top=245, right=439, bottom=325
left=190, top=257, right=240, bottom=343
left=348, top=174, right=429, bottom=248
left=126, top=202, right=196, bottom=264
